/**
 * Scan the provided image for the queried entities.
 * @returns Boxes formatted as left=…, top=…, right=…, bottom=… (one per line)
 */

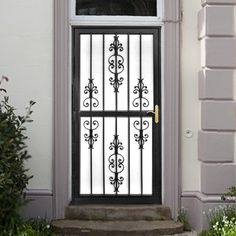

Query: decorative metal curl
left=83, top=120, right=99, bottom=149
left=108, top=134, right=124, bottom=193
left=108, top=34, right=124, bottom=93
left=134, top=120, right=149, bottom=149
left=83, top=78, right=99, bottom=108
left=132, top=78, right=149, bottom=108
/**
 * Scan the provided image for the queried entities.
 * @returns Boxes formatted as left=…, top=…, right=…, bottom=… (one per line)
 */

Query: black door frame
left=72, top=26, right=161, bottom=204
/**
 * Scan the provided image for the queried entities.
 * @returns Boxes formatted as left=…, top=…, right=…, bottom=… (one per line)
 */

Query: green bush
left=199, top=229, right=214, bottom=236
left=199, top=205, right=236, bottom=236
left=225, top=186, right=236, bottom=197
left=0, top=76, right=35, bottom=233
left=17, top=218, right=53, bottom=236
left=207, top=205, right=236, bottom=228
left=177, top=208, right=191, bottom=231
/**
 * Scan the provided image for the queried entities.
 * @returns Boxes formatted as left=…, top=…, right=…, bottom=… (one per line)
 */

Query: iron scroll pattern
left=109, top=135, right=125, bottom=193
left=83, top=77, right=99, bottom=149
left=108, top=34, right=125, bottom=193
left=133, top=77, right=150, bottom=149
left=134, top=120, right=149, bottom=149
left=83, top=120, right=99, bottom=149
left=108, top=34, right=124, bottom=93
left=83, top=78, right=99, bottom=108
left=132, top=78, right=149, bottom=108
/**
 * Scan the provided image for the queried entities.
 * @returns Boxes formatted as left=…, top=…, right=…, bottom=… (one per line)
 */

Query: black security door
left=72, top=27, right=161, bottom=204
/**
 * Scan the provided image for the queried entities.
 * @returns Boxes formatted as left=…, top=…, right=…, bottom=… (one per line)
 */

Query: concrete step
left=65, top=205, right=172, bottom=221
left=52, top=219, right=183, bottom=236
left=165, top=233, right=197, bottom=236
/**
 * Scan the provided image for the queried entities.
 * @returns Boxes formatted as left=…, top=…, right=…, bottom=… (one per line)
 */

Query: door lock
left=147, top=105, right=159, bottom=124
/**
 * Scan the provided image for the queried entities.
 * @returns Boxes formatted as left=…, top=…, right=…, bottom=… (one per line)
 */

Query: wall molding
left=26, top=189, right=53, bottom=196
left=201, top=0, right=236, bottom=7
left=54, top=0, right=70, bottom=219
left=21, top=194, right=53, bottom=220
left=163, top=0, right=180, bottom=22
left=181, top=191, right=236, bottom=232
left=162, top=21, right=180, bottom=219
left=182, top=191, right=224, bottom=203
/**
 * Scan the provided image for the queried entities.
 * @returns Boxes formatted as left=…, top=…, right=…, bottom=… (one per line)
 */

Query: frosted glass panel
left=80, top=117, right=152, bottom=195
left=130, top=35, right=153, bottom=111
left=130, top=117, right=152, bottom=194
left=80, top=117, right=103, bottom=194
left=80, top=33, right=154, bottom=112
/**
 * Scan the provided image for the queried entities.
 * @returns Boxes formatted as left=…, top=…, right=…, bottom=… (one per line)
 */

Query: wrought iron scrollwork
left=108, top=134, right=124, bottom=193
left=108, top=34, right=124, bottom=93
left=132, top=78, right=149, bottom=108
left=107, top=34, right=125, bottom=193
left=83, top=120, right=99, bottom=149
left=134, top=120, right=149, bottom=149
left=83, top=78, right=99, bottom=108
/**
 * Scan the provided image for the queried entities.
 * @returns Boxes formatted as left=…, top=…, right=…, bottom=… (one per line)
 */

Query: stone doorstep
left=65, top=204, right=172, bottom=221
left=54, top=233, right=196, bottom=236
left=164, top=232, right=197, bottom=236
left=52, top=219, right=183, bottom=236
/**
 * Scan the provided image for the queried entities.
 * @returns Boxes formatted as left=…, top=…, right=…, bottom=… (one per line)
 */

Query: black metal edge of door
left=71, top=26, right=162, bottom=204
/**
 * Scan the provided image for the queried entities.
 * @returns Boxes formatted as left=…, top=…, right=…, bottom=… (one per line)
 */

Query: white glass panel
left=104, top=117, right=115, bottom=194
left=142, top=117, right=153, bottom=195
left=104, top=35, right=116, bottom=111
left=80, top=117, right=91, bottom=194
left=79, top=32, right=155, bottom=197
left=129, top=35, right=140, bottom=111
left=92, top=35, right=103, bottom=111
left=80, top=116, right=152, bottom=195
left=104, top=34, right=128, bottom=111
left=130, top=117, right=141, bottom=194
left=130, top=35, right=154, bottom=111
left=80, top=35, right=103, bottom=111
left=92, top=117, right=103, bottom=194
left=80, top=33, right=153, bottom=112
left=80, top=117, right=103, bottom=194
left=117, top=118, right=128, bottom=194
left=142, top=35, right=154, bottom=111
left=117, top=35, right=128, bottom=111
left=80, top=35, right=90, bottom=111
left=130, top=117, right=153, bottom=194
left=104, top=117, right=128, bottom=194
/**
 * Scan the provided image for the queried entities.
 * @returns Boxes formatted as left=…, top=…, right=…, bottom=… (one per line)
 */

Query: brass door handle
left=147, top=105, right=159, bottom=124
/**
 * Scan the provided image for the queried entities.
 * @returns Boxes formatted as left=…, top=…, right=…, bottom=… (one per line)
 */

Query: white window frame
left=69, top=0, right=163, bottom=25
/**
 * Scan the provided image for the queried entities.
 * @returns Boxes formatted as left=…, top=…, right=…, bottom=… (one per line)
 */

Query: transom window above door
left=76, top=0, right=157, bottom=16
left=70, top=0, right=163, bottom=22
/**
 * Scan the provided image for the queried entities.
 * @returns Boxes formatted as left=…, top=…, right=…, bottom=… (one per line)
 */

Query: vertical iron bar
left=127, top=34, right=130, bottom=195
left=140, top=34, right=143, bottom=195
left=103, top=34, right=105, bottom=195
left=127, top=34, right=130, bottom=111
left=115, top=35, right=118, bottom=112
left=90, top=34, right=93, bottom=195
left=78, top=32, right=81, bottom=197
left=153, top=33, right=155, bottom=197
left=115, top=34, right=118, bottom=196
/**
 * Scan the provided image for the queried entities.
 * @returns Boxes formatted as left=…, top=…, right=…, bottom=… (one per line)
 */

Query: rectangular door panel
left=73, top=27, right=161, bottom=204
